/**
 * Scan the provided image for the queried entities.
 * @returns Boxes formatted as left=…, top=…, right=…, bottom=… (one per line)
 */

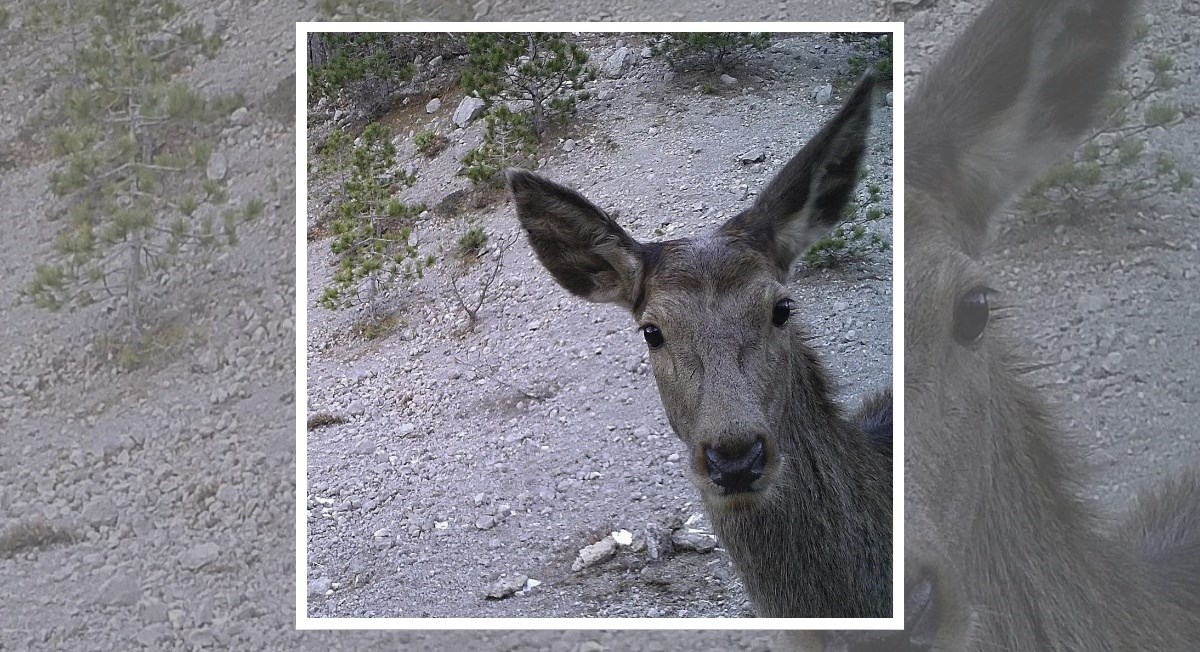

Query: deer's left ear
left=720, top=74, right=874, bottom=274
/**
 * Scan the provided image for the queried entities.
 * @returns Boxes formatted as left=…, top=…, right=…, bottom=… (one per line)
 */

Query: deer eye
left=642, top=324, right=664, bottom=349
left=772, top=298, right=793, bottom=327
left=952, top=287, right=992, bottom=344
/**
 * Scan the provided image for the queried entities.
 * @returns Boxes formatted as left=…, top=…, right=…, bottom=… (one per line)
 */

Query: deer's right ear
left=507, top=169, right=646, bottom=311
left=719, top=74, right=874, bottom=275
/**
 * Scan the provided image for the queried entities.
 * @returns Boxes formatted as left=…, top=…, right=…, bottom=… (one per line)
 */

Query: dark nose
left=704, top=439, right=765, bottom=493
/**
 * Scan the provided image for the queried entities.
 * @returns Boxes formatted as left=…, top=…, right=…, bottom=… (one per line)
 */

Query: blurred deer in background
left=800, top=0, right=1200, bottom=648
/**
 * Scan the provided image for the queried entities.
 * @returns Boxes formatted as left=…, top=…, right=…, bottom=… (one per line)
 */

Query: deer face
left=633, top=236, right=803, bottom=507
left=898, top=190, right=1000, bottom=649
left=510, top=74, right=876, bottom=511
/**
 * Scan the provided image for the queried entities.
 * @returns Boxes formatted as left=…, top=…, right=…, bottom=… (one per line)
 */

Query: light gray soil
left=304, top=33, right=894, bottom=619
left=0, top=0, right=1195, bottom=650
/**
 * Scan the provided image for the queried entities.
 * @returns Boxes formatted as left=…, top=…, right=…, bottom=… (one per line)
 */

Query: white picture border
left=296, top=21, right=905, bottom=632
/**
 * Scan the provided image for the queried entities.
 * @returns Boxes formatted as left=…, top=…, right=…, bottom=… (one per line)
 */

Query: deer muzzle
left=704, top=439, right=766, bottom=494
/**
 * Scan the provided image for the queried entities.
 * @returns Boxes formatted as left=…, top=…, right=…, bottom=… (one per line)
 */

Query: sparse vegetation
left=0, top=520, right=75, bottom=559
left=22, top=0, right=252, bottom=350
left=93, top=318, right=195, bottom=371
left=805, top=178, right=891, bottom=269
left=462, top=105, right=538, bottom=186
left=307, top=411, right=348, bottom=430
left=457, top=224, right=488, bottom=260
left=650, top=33, right=771, bottom=73
left=316, top=0, right=469, bottom=21
left=318, top=122, right=430, bottom=322
left=461, top=32, right=595, bottom=140
left=413, top=129, right=448, bottom=157
left=352, top=313, right=400, bottom=340
left=840, top=33, right=893, bottom=84
left=450, top=236, right=513, bottom=333
left=1020, top=45, right=1193, bottom=220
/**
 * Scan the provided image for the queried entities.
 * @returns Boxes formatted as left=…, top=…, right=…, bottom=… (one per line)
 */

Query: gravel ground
left=304, top=33, right=893, bottom=620
left=0, top=0, right=1195, bottom=651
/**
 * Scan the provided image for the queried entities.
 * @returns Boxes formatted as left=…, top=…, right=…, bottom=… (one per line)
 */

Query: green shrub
left=308, top=33, right=415, bottom=102
left=842, top=33, right=892, bottom=83
left=24, top=0, right=242, bottom=348
left=458, top=225, right=488, bottom=259
left=1020, top=47, right=1193, bottom=219
left=650, top=33, right=771, bottom=73
left=461, top=32, right=594, bottom=140
left=804, top=178, right=892, bottom=269
left=413, top=129, right=448, bottom=157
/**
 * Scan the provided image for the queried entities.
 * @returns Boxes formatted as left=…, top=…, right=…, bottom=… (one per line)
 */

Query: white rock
left=453, top=97, right=486, bottom=127
left=206, top=152, right=228, bottom=181
left=602, top=47, right=635, bottom=78
left=308, top=576, right=332, bottom=596
left=572, top=536, right=617, bottom=571
left=229, top=106, right=250, bottom=126
left=179, top=543, right=220, bottom=570
left=813, top=83, right=834, bottom=104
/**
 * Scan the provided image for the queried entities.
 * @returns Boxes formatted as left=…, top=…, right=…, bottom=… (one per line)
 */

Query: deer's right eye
left=641, top=325, right=664, bottom=349
left=952, top=287, right=992, bottom=344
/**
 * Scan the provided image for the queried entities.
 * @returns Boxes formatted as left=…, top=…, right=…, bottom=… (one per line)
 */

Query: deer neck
left=704, top=330, right=891, bottom=617
left=973, top=374, right=1183, bottom=648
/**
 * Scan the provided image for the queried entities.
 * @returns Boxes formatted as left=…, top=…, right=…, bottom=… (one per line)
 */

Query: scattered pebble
left=572, top=537, right=617, bottom=572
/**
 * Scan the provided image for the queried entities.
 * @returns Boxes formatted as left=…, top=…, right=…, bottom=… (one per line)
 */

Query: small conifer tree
left=319, top=123, right=429, bottom=322
left=23, top=0, right=248, bottom=348
left=462, top=105, right=538, bottom=186
left=650, top=33, right=771, bottom=73
left=461, top=33, right=594, bottom=140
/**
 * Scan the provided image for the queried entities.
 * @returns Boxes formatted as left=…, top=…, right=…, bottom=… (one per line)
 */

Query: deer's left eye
left=953, top=287, right=992, bottom=344
left=641, top=324, right=665, bottom=349
left=772, top=298, right=793, bottom=327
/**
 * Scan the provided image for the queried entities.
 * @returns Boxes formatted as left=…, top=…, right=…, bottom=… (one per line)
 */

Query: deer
left=507, top=73, right=892, bottom=618
left=795, top=0, right=1200, bottom=649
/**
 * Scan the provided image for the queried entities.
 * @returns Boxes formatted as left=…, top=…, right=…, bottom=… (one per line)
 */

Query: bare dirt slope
left=305, top=33, right=894, bottom=619
left=0, top=0, right=1195, bottom=651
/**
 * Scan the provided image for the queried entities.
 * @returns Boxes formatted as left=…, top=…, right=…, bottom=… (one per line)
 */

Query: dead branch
left=449, top=233, right=515, bottom=333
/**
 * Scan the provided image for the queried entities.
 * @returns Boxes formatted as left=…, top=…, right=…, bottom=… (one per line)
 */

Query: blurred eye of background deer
left=952, top=287, right=991, bottom=344
left=772, top=298, right=793, bottom=327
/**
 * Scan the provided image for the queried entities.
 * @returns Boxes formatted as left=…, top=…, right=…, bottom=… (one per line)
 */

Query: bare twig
left=451, top=354, right=555, bottom=402
left=449, top=234, right=515, bottom=333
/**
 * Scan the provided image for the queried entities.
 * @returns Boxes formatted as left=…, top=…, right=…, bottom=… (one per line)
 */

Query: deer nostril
left=905, top=570, right=940, bottom=648
left=833, top=574, right=941, bottom=651
left=704, top=439, right=766, bottom=494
